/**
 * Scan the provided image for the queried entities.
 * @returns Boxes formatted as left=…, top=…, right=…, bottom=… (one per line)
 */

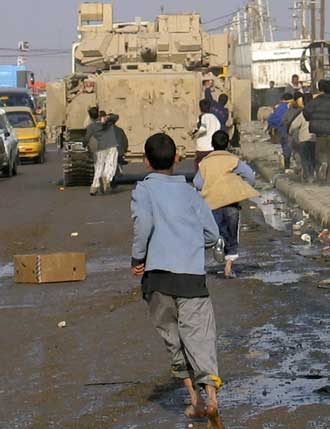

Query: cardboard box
left=14, top=253, right=86, bottom=284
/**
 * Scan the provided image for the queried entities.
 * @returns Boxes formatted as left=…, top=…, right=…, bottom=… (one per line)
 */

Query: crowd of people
left=267, top=75, right=330, bottom=183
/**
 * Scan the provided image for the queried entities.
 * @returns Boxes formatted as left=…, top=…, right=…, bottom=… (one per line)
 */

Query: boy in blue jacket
left=268, top=93, right=293, bottom=169
left=131, top=133, right=224, bottom=428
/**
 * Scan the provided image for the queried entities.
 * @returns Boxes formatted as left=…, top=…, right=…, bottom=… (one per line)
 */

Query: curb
left=252, top=158, right=330, bottom=227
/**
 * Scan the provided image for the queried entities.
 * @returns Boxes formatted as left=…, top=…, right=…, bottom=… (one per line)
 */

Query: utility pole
left=310, top=0, right=316, bottom=42
left=293, top=0, right=298, bottom=39
left=301, top=0, right=308, bottom=39
left=265, top=0, right=273, bottom=41
left=310, top=0, right=317, bottom=92
left=320, top=0, right=325, bottom=41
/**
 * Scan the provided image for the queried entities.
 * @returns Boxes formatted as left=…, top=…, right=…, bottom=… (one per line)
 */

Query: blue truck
left=0, top=65, right=31, bottom=88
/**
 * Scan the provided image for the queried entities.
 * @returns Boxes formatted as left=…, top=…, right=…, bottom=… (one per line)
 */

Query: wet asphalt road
left=1, top=147, right=330, bottom=429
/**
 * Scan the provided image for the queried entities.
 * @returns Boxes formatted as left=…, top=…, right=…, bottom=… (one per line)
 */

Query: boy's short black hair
left=281, top=93, right=293, bottom=101
left=218, top=93, right=228, bottom=106
left=99, top=110, right=107, bottom=118
left=88, top=106, right=99, bottom=120
left=199, top=98, right=211, bottom=113
left=212, top=130, right=230, bottom=151
left=145, top=133, right=176, bottom=170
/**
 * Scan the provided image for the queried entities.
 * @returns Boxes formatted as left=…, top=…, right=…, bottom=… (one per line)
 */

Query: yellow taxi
left=3, top=107, right=46, bottom=163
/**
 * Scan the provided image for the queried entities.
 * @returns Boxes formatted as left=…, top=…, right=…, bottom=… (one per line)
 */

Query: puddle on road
left=0, top=262, right=13, bottom=280
left=249, top=270, right=302, bottom=285
left=252, top=189, right=293, bottom=232
left=87, top=253, right=130, bottom=274
left=219, top=315, right=330, bottom=420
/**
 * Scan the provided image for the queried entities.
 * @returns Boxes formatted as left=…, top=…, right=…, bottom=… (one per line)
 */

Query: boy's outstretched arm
left=234, top=160, right=256, bottom=186
left=131, top=184, right=153, bottom=274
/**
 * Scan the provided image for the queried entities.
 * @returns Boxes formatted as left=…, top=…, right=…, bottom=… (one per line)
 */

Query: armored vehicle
left=47, top=3, right=250, bottom=186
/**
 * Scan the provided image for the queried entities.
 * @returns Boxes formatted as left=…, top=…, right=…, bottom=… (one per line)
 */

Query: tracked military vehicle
left=47, top=2, right=250, bottom=186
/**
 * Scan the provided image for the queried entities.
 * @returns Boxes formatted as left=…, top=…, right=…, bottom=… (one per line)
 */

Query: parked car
left=0, top=108, right=18, bottom=176
left=4, top=107, right=46, bottom=163
left=0, top=88, right=36, bottom=113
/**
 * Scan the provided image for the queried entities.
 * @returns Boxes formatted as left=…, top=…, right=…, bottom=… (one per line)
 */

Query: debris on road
left=319, top=229, right=330, bottom=244
left=314, top=386, right=330, bottom=395
left=301, top=234, right=312, bottom=245
left=14, top=253, right=86, bottom=284
left=318, top=279, right=330, bottom=290
left=321, top=247, right=330, bottom=258
left=57, top=321, right=67, bottom=328
left=86, top=221, right=105, bottom=226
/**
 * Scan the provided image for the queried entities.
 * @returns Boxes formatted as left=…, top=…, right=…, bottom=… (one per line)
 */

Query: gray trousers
left=148, top=291, right=220, bottom=388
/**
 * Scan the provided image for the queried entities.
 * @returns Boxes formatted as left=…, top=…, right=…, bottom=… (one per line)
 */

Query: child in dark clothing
left=131, top=133, right=224, bottom=428
left=268, top=93, right=293, bottom=170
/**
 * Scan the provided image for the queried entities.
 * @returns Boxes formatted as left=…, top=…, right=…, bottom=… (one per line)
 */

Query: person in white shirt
left=193, top=99, right=221, bottom=171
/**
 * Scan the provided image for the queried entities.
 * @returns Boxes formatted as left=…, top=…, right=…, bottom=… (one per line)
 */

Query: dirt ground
left=0, top=147, right=330, bottom=429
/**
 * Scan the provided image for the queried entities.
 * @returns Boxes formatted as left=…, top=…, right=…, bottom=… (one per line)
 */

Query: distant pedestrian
left=268, top=93, right=293, bottom=170
left=111, top=116, right=129, bottom=188
left=131, top=133, right=224, bottom=428
left=303, top=79, right=330, bottom=181
left=289, top=93, right=316, bottom=182
left=265, top=81, right=280, bottom=107
left=283, top=92, right=304, bottom=170
left=285, top=74, right=304, bottom=97
left=194, top=131, right=258, bottom=279
left=283, top=92, right=304, bottom=132
left=204, top=84, right=229, bottom=130
left=192, top=99, right=220, bottom=171
left=84, top=110, right=119, bottom=195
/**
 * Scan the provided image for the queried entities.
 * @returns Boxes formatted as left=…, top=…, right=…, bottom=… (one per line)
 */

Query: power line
left=0, top=48, right=70, bottom=54
left=0, top=52, right=71, bottom=59
left=202, top=10, right=239, bottom=25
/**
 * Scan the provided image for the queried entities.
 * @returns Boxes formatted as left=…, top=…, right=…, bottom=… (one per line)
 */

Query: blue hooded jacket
left=268, top=102, right=289, bottom=137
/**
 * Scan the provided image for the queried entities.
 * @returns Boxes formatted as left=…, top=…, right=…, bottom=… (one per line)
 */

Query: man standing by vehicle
left=84, top=110, right=119, bottom=195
